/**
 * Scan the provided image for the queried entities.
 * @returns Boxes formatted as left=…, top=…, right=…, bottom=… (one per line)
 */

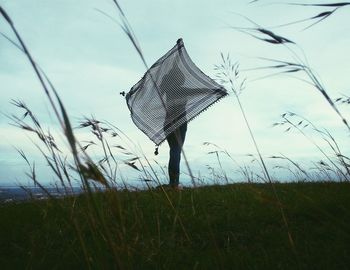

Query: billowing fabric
left=126, top=38, right=228, bottom=145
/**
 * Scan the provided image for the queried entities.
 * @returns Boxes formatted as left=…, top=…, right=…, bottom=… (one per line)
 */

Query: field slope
left=1, top=182, right=349, bottom=269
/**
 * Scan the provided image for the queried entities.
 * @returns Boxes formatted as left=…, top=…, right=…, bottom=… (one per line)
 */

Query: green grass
left=1, top=182, right=350, bottom=269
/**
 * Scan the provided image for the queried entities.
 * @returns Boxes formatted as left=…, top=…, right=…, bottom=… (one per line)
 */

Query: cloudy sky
left=1, top=0, right=349, bottom=186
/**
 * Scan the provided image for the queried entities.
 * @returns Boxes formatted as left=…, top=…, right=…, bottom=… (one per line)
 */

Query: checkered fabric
left=125, top=38, right=228, bottom=145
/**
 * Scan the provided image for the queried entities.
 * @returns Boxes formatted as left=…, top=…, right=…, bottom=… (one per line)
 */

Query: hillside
left=1, top=182, right=350, bottom=269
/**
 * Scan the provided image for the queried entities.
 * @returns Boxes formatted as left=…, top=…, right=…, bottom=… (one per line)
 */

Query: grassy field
left=1, top=181, right=350, bottom=270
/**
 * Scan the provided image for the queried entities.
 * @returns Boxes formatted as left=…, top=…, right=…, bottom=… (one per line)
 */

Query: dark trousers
left=166, top=123, right=187, bottom=186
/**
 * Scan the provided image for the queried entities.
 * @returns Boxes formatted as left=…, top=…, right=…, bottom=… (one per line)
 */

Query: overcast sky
left=1, top=0, right=349, bottom=186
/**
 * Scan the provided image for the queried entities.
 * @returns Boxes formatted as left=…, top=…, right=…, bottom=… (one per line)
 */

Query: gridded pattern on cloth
left=126, top=38, right=228, bottom=145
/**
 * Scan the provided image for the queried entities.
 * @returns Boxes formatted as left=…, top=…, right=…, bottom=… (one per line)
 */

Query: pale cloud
left=1, top=0, right=349, bottom=186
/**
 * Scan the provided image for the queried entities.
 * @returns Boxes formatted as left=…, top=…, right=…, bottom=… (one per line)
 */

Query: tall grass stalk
left=275, top=112, right=349, bottom=181
left=108, top=0, right=197, bottom=186
left=215, top=56, right=296, bottom=250
left=267, top=2, right=350, bottom=30
left=229, top=14, right=350, bottom=132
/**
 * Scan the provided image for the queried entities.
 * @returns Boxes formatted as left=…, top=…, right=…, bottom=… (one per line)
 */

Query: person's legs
left=167, top=123, right=187, bottom=186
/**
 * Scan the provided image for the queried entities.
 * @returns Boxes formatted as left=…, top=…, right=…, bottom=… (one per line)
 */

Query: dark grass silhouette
left=229, top=15, right=350, bottom=132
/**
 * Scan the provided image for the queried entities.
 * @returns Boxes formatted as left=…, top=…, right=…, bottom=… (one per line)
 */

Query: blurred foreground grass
left=1, top=182, right=350, bottom=270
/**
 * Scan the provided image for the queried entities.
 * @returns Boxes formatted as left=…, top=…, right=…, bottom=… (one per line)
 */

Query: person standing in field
left=159, top=62, right=188, bottom=188
left=125, top=39, right=228, bottom=189
left=159, top=61, right=207, bottom=188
